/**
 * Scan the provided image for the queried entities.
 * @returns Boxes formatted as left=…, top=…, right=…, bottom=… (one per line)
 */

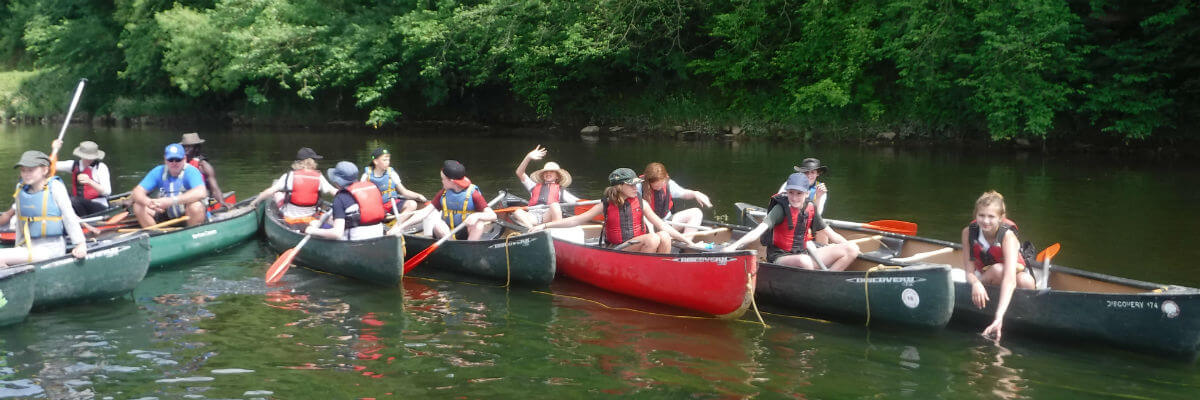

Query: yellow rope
left=744, top=259, right=768, bottom=328
left=863, top=264, right=903, bottom=327
left=503, top=232, right=514, bottom=288
left=758, top=311, right=831, bottom=324
left=531, top=290, right=772, bottom=326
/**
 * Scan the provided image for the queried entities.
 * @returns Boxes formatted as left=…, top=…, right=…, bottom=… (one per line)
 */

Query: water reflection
left=968, top=344, right=1027, bottom=399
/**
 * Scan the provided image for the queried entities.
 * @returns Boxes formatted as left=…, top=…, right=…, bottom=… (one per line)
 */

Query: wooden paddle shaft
left=118, top=215, right=187, bottom=238
left=805, top=241, right=829, bottom=271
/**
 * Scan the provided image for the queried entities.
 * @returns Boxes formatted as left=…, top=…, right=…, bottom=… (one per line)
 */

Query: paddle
left=402, top=192, right=507, bottom=273
left=47, top=79, right=87, bottom=173
left=265, top=212, right=333, bottom=284
left=825, top=218, right=918, bottom=236
left=104, top=211, right=129, bottom=225
left=492, top=199, right=600, bottom=214
left=805, top=241, right=830, bottom=271
left=117, top=215, right=187, bottom=238
left=1036, top=242, right=1061, bottom=290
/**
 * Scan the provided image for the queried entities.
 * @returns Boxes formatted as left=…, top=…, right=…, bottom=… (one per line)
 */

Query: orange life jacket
left=286, top=170, right=321, bottom=206
left=347, top=181, right=385, bottom=225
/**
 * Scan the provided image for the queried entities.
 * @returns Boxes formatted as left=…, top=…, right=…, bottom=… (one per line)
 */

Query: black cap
left=442, top=160, right=471, bottom=186
left=371, top=147, right=389, bottom=159
left=296, top=147, right=323, bottom=160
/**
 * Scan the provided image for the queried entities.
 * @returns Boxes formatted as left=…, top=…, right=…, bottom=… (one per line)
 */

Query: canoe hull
left=32, top=234, right=151, bottom=308
left=952, top=271, right=1200, bottom=358
left=149, top=204, right=262, bottom=267
left=403, top=230, right=556, bottom=286
left=262, top=203, right=404, bottom=286
left=553, top=238, right=757, bottom=318
left=757, top=262, right=954, bottom=328
left=0, top=266, right=36, bottom=326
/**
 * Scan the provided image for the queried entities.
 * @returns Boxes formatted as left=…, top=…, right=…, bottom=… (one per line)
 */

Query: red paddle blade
left=403, top=244, right=439, bottom=273
left=265, top=249, right=297, bottom=284
left=1037, top=242, right=1061, bottom=262
left=0, top=231, right=14, bottom=242
left=863, top=220, right=918, bottom=236
left=573, top=199, right=602, bottom=222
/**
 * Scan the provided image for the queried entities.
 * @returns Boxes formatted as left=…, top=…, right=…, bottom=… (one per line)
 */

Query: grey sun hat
left=13, top=150, right=51, bottom=168
left=72, top=141, right=106, bottom=160
left=180, top=132, right=206, bottom=145
left=783, top=173, right=811, bottom=192
left=326, top=161, right=359, bottom=188
left=607, top=168, right=643, bottom=186
left=794, top=158, right=829, bottom=175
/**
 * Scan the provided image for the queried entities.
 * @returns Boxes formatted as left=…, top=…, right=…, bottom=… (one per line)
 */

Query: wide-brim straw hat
left=180, top=132, right=206, bottom=145
left=72, top=141, right=106, bottom=160
left=530, top=161, right=572, bottom=187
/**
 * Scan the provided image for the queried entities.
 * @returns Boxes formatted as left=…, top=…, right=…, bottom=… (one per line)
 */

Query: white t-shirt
left=55, top=160, right=112, bottom=206
left=520, top=174, right=580, bottom=203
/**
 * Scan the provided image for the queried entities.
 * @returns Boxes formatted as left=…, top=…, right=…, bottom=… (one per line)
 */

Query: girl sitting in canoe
left=250, top=147, right=339, bottom=227
left=724, top=173, right=860, bottom=270
left=360, top=147, right=426, bottom=227
left=304, top=161, right=387, bottom=240
left=776, top=157, right=829, bottom=215
left=531, top=168, right=694, bottom=253
left=962, top=190, right=1035, bottom=341
left=51, top=139, right=112, bottom=217
left=0, top=151, right=88, bottom=266
left=511, top=145, right=580, bottom=227
left=637, top=162, right=712, bottom=235
left=406, top=160, right=497, bottom=240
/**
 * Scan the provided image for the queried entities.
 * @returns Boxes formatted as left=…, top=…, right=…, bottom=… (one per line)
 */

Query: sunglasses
left=166, top=158, right=184, bottom=163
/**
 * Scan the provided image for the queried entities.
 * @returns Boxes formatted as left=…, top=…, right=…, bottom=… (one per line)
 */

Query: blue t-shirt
left=138, top=164, right=205, bottom=195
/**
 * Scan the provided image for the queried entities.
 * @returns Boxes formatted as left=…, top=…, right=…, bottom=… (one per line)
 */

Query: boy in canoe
left=962, top=190, right=1036, bottom=341
left=511, top=145, right=580, bottom=227
left=405, top=160, right=497, bottom=240
left=250, top=147, right=339, bottom=227
left=360, top=147, right=426, bottom=227
left=724, top=173, right=860, bottom=270
left=181, top=132, right=232, bottom=209
left=0, top=151, right=88, bottom=266
left=305, top=161, right=388, bottom=240
left=531, top=168, right=694, bottom=253
left=776, top=158, right=829, bottom=215
left=637, top=162, right=712, bottom=234
left=50, top=139, right=112, bottom=217
left=130, top=143, right=209, bottom=227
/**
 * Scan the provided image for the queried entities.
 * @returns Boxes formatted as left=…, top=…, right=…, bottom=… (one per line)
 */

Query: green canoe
left=261, top=202, right=405, bottom=286
left=31, top=234, right=151, bottom=308
left=0, top=265, right=35, bottom=326
left=402, top=222, right=555, bottom=286
left=146, top=201, right=262, bottom=267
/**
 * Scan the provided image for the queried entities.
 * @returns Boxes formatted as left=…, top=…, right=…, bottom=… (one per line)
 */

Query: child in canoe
left=304, top=161, right=388, bottom=241
left=250, top=147, right=339, bottom=227
left=401, top=160, right=497, bottom=241
left=962, top=190, right=1036, bottom=341
left=0, top=151, right=88, bottom=266
left=724, top=173, right=860, bottom=270
left=511, top=145, right=580, bottom=227
left=531, top=168, right=694, bottom=253
left=360, top=147, right=427, bottom=227
left=637, top=162, right=712, bottom=234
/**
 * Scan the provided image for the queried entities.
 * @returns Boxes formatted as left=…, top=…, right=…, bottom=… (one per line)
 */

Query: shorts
left=526, top=208, right=550, bottom=224
left=766, top=247, right=807, bottom=263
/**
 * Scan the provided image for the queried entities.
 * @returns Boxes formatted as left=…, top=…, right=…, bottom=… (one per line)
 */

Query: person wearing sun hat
left=0, top=150, right=89, bottom=266
left=49, top=139, right=112, bottom=216
left=776, top=157, right=830, bottom=215
left=359, top=147, right=427, bottom=227
left=250, top=147, right=340, bottom=227
left=304, top=161, right=388, bottom=241
left=725, top=172, right=860, bottom=270
left=406, top=160, right=497, bottom=241
left=511, top=145, right=581, bottom=227
left=180, top=132, right=231, bottom=209
left=131, top=143, right=209, bottom=227
left=529, top=167, right=694, bottom=254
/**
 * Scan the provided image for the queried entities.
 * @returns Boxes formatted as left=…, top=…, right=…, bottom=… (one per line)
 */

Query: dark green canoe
left=146, top=201, right=262, bottom=267
left=0, top=265, right=35, bottom=326
left=261, top=202, right=405, bottom=286
left=402, top=222, right=555, bottom=286
left=31, top=234, right=151, bottom=308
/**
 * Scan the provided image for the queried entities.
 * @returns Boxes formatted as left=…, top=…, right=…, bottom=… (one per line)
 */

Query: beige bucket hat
left=180, top=132, right=206, bottom=145
left=72, top=141, right=106, bottom=160
left=530, top=161, right=572, bottom=187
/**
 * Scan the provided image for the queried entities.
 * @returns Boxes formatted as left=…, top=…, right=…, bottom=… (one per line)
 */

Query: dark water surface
left=1, top=125, right=1198, bottom=398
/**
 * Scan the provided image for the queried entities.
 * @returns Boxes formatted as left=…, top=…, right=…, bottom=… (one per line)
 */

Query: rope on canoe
left=744, top=258, right=768, bottom=328
left=532, top=290, right=775, bottom=326
left=863, top=264, right=903, bottom=327
left=503, top=231, right=515, bottom=288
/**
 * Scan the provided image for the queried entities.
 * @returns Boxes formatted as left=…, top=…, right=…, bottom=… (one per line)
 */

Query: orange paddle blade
left=403, top=244, right=438, bottom=273
left=105, top=211, right=129, bottom=225
left=574, top=199, right=603, bottom=222
left=265, top=248, right=297, bottom=284
left=863, top=220, right=917, bottom=236
left=1037, top=242, right=1061, bottom=262
left=0, top=231, right=14, bottom=242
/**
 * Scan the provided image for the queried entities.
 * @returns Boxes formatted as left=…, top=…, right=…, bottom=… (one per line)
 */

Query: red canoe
left=551, top=237, right=759, bottom=318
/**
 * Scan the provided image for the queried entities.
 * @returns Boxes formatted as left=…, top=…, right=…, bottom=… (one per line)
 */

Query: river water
left=1, top=124, right=1198, bottom=398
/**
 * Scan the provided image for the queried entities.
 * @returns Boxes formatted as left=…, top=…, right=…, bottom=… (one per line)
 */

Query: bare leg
left=545, top=203, right=563, bottom=223
left=670, top=208, right=703, bottom=234
left=132, top=202, right=156, bottom=228
left=185, top=201, right=207, bottom=226
left=466, top=221, right=490, bottom=241
left=815, top=243, right=861, bottom=271
left=624, top=232, right=661, bottom=253
left=775, top=253, right=817, bottom=270
left=655, top=231, right=673, bottom=253
left=512, top=209, right=536, bottom=227
left=978, top=264, right=1005, bottom=285
left=1017, top=271, right=1036, bottom=289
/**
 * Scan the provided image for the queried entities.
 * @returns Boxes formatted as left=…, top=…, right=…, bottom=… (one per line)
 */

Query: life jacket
left=641, top=178, right=674, bottom=219
left=345, top=181, right=386, bottom=226
left=159, top=165, right=197, bottom=217
left=363, top=167, right=398, bottom=202
left=528, top=182, right=562, bottom=206
left=760, top=194, right=815, bottom=253
left=14, top=178, right=65, bottom=239
left=602, top=197, right=647, bottom=246
left=284, top=170, right=321, bottom=207
left=967, top=219, right=1027, bottom=271
left=187, top=157, right=210, bottom=185
left=70, top=161, right=101, bottom=200
left=439, top=185, right=478, bottom=229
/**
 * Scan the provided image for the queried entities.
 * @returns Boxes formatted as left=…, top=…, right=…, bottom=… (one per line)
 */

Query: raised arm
left=515, top=145, right=546, bottom=181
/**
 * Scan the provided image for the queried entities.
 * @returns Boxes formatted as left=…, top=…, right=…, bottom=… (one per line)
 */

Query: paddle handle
left=805, top=241, right=829, bottom=271
left=117, top=215, right=187, bottom=238
left=432, top=192, right=507, bottom=245
left=49, top=79, right=87, bottom=171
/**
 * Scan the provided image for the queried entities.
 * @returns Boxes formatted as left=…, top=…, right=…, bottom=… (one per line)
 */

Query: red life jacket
left=528, top=182, right=561, bottom=206
left=70, top=161, right=101, bottom=200
left=602, top=197, right=647, bottom=246
left=967, top=219, right=1026, bottom=270
left=347, top=181, right=386, bottom=225
left=286, top=170, right=321, bottom=206
left=760, top=194, right=815, bottom=253
left=187, top=158, right=210, bottom=184
left=642, top=178, right=674, bottom=218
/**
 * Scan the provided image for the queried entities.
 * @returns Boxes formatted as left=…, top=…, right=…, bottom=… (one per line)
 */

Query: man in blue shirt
left=131, top=143, right=209, bottom=227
